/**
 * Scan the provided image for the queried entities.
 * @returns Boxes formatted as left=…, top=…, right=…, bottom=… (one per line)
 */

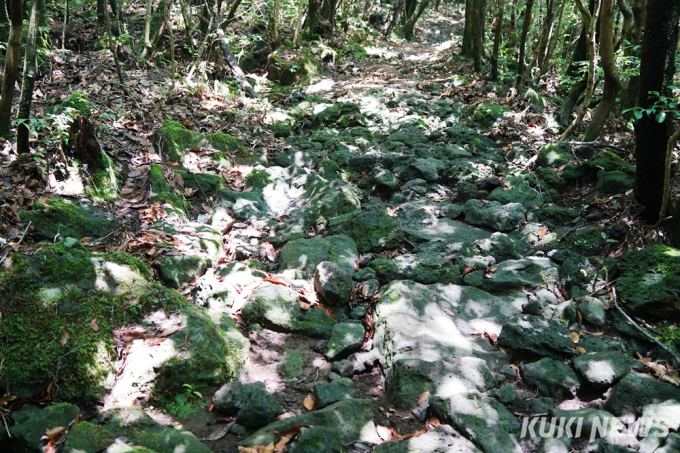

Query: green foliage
left=623, top=87, right=680, bottom=122
left=161, top=384, right=207, bottom=419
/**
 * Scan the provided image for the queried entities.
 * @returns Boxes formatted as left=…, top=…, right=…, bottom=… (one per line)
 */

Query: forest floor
left=1, top=5, right=680, bottom=453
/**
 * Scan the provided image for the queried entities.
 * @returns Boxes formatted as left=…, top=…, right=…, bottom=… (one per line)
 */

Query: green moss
left=272, top=122, right=292, bottom=138
left=158, top=121, right=197, bottom=161
left=19, top=196, right=120, bottom=241
left=174, top=170, right=224, bottom=194
left=149, top=163, right=188, bottom=217
left=64, top=92, right=91, bottom=118
left=0, top=250, right=186, bottom=402
left=204, top=132, right=240, bottom=152
left=99, top=251, right=151, bottom=279
left=278, top=350, right=306, bottom=378
left=85, top=165, right=121, bottom=202
left=245, top=169, right=272, bottom=191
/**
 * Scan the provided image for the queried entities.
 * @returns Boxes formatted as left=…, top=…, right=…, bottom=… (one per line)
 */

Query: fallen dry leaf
left=376, top=424, right=400, bottom=441
left=90, top=318, right=99, bottom=332
left=443, top=308, right=456, bottom=317
left=417, top=391, right=431, bottom=405
left=303, top=394, right=314, bottom=410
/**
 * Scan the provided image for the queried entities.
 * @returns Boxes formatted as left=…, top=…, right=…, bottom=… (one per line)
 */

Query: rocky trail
left=1, top=10, right=680, bottom=453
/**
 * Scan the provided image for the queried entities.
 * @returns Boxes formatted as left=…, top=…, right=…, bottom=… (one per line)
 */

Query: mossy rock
left=328, top=206, right=404, bottom=253
left=272, top=122, right=292, bottom=138
left=537, top=142, right=572, bottom=167
left=596, top=170, right=634, bottom=194
left=0, top=246, right=186, bottom=401
left=278, top=350, right=306, bottom=378
left=11, top=403, right=81, bottom=453
left=370, top=254, right=460, bottom=285
left=155, top=306, right=249, bottom=394
left=617, top=245, right=680, bottom=318
left=471, top=103, right=511, bottom=127
left=150, top=163, right=188, bottom=220
left=244, top=168, right=273, bottom=191
left=173, top=169, right=224, bottom=194
left=64, top=421, right=115, bottom=453
left=157, top=121, right=241, bottom=163
left=20, top=196, right=119, bottom=241
left=586, top=150, right=635, bottom=175
left=312, top=102, right=365, bottom=129
left=267, top=49, right=321, bottom=86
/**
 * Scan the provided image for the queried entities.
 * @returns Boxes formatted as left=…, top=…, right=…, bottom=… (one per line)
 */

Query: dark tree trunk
left=0, top=0, right=24, bottom=136
left=97, top=0, right=106, bottom=24
left=462, top=0, right=488, bottom=71
left=559, top=16, right=588, bottom=126
left=403, top=0, right=430, bottom=39
left=491, top=0, right=504, bottom=80
left=17, top=0, right=44, bottom=154
left=634, top=0, right=679, bottom=222
left=304, top=0, right=321, bottom=37
left=217, top=19, right=256, bottom=98
left=516, top=0, right=533, bottom=80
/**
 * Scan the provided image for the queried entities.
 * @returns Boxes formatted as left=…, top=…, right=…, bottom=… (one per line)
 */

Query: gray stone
left=464, top=199, right=526, bottom=232
left=314, top=261, right=354, bottom=306
left=400, top=158, right=446, bottom=182
left=155, top=255, right=212, bottom=289
left=278, top=350, right=306, bottom=379
left=641, top=399, right=680, bottom=431
left=242, top=283, right=337, bottom=337
left=579, top=297, right=607, bottom=327
left=605, top=372, right=680, bottom=416
left=488, top=177, right=545, bottom=209
left=521, top=358, right=580, bottom=399
left=482, top=257, right=559, bottom=292
left=587, top=151, right=635, bottom=175
left=213, top=381, right=282, bottom=428
left=325, top=322, right=365, bottom=360
left=474, top=232, right=525, bottom=261
left=279, top=235, right=359, bottom=278
left=654, top=432, right=680, bottom=453
left=63, top=421, right=115, bottom=453
left=497, top=315, right=576, bottom=359
left=398, top=200, right=492, bottom=244
left=220, top=189, right=268, bottom=219
left=363, top=168, right=400, bottom=195
left=549, top=408, right=624, bottom=437
left=240, top=399, right=377, bottom=448
left=490, top=384, right=520, bottom=405
left=328, top=207, right=404, bottom=253
left=373, top=424, right=482, bottom=453
left=472, top=103, right=511, bottom=127
left=429, top=393, right=522, bottom=453
left=573, top=351, right=633, bottom=388
left=313, top=378, right=355, bottom=408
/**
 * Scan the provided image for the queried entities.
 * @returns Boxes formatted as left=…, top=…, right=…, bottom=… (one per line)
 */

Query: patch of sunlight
left=173, top=444, right=187, bottom=453
left=312, top=103, right=335, bottom=115
left=360, top=420, right=383, bottom=444
left=47, top=164, right=84, bottom=197
left=584, top=360, right=617, bottom=382
left=268, top=109, right=291, bottom=124
left=364, top=46, right=400, bottom=59
left=435, top=40, right=455, bottom=52
left=94, top=259, right=148, bottom=294
left=664, top=248, right=680, bottom=258
left=306, top=78, right=336, bottom=95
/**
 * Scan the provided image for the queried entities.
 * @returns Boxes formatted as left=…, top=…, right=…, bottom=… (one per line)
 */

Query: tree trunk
left=97, top=0, right=106, bottom=24
left=561, top=0, right=602, bottom=140
left=143, top=0, right=153, bottom=56
left=528, top=0, right=555, bottom=81
left=491, top=0, right=504, bottom=80
left=507, top=0, right=516, bottom=48
left=292, top=0, right=306, bottom=45
left=61, top=0, right=69, bottom=50
left=385, top=0, right=404, bottom=36
left=462, top=0, right=487, bottom=71
left=304, top=0, right=320, bottom=38
left=0, top=0, right=24, bottom=136
left=403, top=0, right=430, bottom=39
left=634, top=0, right=680, bottom=222
left=104, top=0, right=127, bottom=93
left=582, top=0, right=621, bottom=141
left=516, top=0, right=533, bottom=80
left=216, top=19, right=256, bottom=98
left=559, top=13, right=588, bottom=126
left=620, top=0, right=647, bottom=110
left=16, top=0, right=43, bottom=154
left=164, top=0, right=176, bottom=91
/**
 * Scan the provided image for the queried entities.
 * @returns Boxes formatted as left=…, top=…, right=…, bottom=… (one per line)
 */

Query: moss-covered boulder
left=242, top=283, right=337, bottom=337
left=157, top=121, right=259, bottom=165
left=64, top=421, right=115, bottom=453
left=586, top=150, right=635, bottom=175
left=328, top=206, right=404, bottom=253
left=213, top=381, right=282, bottom=428
left=617, top=245, right=680, bottom=318
left=596, top=170, right=635, bottom=194
left=279, top=235, right=359, bottom=278
left=471, top=103, right=511, bottom=127
left=20, top=197, right=119, bottom=241
left=102, top=406, right=213, bottom=453
left=267, top=49, right=320, bottom=86
left=149, top=163, right=189, bottom=221
left=272, top=121, right=292, bottom=137
left=370, top=253, right=460, bottom=285
left=173, top=170, right=224, bottom=194
left=155, top=255, right=212, bottom=289
left=10, top=403, right=80, bottom=453
left=312, top=102, right=365, bottom=128
left=0, top=244, right=188, bottom=401
left=537, top=142, right=573, bottom=167
left=488, top=176, right=544, bottom=209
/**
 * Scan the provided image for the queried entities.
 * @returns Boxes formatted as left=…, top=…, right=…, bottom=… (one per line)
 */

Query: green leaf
left=633, top=110, right=643, bottom=119
left=656, top=112, right=667, bottom=123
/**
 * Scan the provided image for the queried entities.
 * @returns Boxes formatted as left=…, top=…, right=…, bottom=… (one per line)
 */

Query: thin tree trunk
left=17, top=0, right=44, bottom=154
left=635, top=0, right=679, bottom=222
left=0, top=0, right=24, bottom=136
left=61, top=0, right=69, bottom=50
left=403, top=0, right=431, bottom=39
left=561, top=0, right=602, bottom=140
left=385, top=0, right=404, bottom=36
left=293, top=0, right=306, bottom=45
left=582, top=0, right=621, bottom=141
left=226, top=0, right=243, bottom=21
left=216, top=18, right=256, bottom=97
left=164, top=0, right=176, bottom=92
left=143, top=0, right=153, bottom=57
left=104, top=0, right=127, bottom=93
left=491, top=0, right=504, bottom=80
left=542, top=0, right=566, bottom=76
left=524, top=0, right=555, bottom=82
left=516, top=0, right=534, bottom=81
left=270, top=0, right=279, bottom=40
left=462, top=0, right=487, bottom=71
left=179, top=0, right=195, bottom=51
